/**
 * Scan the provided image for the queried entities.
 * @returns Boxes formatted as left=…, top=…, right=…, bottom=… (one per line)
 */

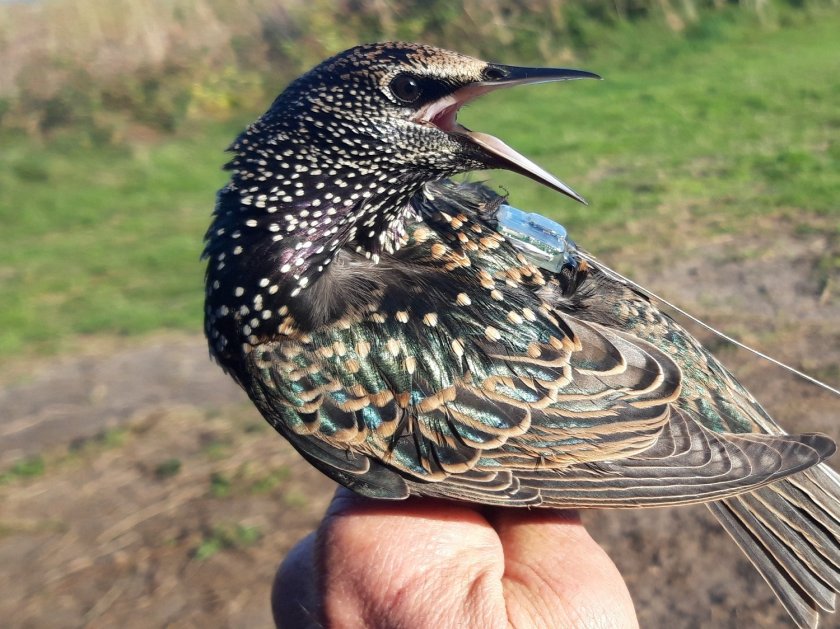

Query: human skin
left=273, top=487, right=638, bottom=629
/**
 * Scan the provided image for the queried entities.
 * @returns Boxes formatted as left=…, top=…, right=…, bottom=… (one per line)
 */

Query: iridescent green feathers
left=238, top=181, right=833, bottom=508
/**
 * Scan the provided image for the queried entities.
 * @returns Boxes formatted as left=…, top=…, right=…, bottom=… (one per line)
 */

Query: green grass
left=207, top=463, right=292, bottom=498
left=0, top=122, right=243, bottom=357
left=154, top=458, right=183, bottom=480
left=0, top=455, right=46, bottom=484
left=1, top=10, right=838, bottom=359
left=209, top=471, right=232, bottom=498
left=460, top=11, right=840, bottom=231
left=194, top=523, right=263, bottom=560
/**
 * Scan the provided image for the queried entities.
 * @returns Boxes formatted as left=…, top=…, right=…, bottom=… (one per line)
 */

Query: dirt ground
left=1, top=213, right=838, bottom=628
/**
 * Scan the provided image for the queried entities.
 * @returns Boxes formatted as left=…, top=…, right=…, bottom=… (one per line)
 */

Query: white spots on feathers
left=484, top=325, right=502, bottom=342
left=451, top=339, right=465, bottom=358
left=205, top=43, right=500, bottom=355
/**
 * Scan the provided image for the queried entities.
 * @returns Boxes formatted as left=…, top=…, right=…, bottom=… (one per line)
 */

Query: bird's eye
left=390, top=74, right=421, bottom=104
left=483, top=66, right=507, bottom=81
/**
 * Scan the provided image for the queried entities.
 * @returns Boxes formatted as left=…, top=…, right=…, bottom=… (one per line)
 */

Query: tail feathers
left=708, top=463, right=840, bottom=628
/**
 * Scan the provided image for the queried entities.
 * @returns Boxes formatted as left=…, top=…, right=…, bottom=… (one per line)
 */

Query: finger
left=312, top=487, right=507, bottom=628
left=273, top=532, right=319, bottom=629
left=490, top=509, right=638, bottom=629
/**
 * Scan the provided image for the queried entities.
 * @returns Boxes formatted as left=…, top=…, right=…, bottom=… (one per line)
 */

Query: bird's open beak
left=413, top=65, right=600, bottom=204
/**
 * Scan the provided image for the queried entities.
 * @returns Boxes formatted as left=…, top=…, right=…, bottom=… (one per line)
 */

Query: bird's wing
left=236, top=181, right=831, bottom=507
left=243, top=288, right=831, bottom=507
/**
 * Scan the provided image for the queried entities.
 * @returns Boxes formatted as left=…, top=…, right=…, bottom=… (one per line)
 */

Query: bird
left=203, top=42, right=840, bottom=627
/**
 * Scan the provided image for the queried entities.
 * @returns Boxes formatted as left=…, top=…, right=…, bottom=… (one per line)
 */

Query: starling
left=203, top=42, right=840, bottom=627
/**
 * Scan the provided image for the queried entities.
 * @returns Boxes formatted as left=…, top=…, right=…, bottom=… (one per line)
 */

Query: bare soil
left=2, top=214, right=838, bottom=628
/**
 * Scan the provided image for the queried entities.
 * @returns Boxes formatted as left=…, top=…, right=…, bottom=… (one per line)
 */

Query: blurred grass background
left=0, top=0, right=838, bottom=359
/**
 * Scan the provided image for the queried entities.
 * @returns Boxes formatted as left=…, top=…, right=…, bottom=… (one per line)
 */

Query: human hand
left=272, top=487, right=637, bottom=628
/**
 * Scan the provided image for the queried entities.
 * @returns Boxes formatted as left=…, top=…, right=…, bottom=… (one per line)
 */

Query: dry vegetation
left=1, top=0, right=832, bottom=136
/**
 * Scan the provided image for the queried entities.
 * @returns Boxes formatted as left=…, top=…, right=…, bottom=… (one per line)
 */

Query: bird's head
left=262, top=41, right=597, bottom=200
left=205, top=42, right=598, bottom=348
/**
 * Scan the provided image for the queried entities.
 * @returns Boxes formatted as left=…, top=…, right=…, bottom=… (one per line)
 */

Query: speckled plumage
left=204, top=42, right=840, bottom=627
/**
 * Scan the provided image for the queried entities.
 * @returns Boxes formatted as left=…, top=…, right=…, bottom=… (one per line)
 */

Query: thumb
left=315, top=488, right=507, bottom=627
left=490, top=509, right=638, bottom=629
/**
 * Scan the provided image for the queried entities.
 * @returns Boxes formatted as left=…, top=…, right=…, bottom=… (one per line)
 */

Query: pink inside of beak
left=411, top=83, right=586, bottom=204
left=413, top=84, right=498, bottom=132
